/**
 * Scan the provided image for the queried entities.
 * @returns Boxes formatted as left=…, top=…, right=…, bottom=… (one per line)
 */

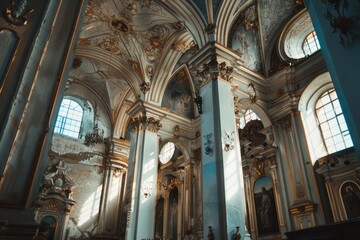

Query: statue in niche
left=341, top=182, right=360, bottom=219
left=254, top=176, right=279, bottom=235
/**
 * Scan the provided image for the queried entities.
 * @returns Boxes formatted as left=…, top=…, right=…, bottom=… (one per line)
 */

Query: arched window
left=315, top=89, right=353, bottom=154
left=240, top=109, right=260, bottom=129
left=302, top=31, right=320, bottom=56
left=159, top=142, right=176, bottom=164
left=54, top=99, right=83, bottom=138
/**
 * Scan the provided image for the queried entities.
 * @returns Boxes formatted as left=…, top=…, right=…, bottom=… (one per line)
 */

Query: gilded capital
left=129, top=115, right=161, bottom=133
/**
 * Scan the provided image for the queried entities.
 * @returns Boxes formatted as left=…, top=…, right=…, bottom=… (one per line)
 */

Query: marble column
left=0, top=0, right=88, bottom=227
left=195, top=49, right=250, bottom=239
left=94, top=138, right=128, bottom=239
left=124, top=108, right=161, bottom=240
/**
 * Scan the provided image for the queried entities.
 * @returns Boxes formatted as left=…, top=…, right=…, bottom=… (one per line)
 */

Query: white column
left=199, top=58, right=250, bottom=239
left=125, top=115, right=161, bottom=240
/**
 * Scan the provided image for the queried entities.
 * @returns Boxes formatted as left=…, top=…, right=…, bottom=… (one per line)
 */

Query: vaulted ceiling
left=70, top=0, right=306, bottom=126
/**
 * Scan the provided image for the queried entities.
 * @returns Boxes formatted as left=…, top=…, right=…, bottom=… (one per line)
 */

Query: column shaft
left=201, top=78, right=248, bottom=239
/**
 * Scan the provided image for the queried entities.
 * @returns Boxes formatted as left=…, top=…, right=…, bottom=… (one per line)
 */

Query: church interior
left=1, top=0, right=360, bottom=239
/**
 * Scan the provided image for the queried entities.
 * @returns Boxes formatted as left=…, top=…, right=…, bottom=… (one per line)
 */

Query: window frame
left=302, top=31, right=321, bottom=56
left=315, top=89, right=353, bottom=154
left=54, top=98, right=84, bottom=139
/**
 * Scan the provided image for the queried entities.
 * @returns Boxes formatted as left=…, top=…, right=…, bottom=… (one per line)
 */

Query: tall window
left=239, top=109, right=260, bottom=129
left=302, top=31, right=320, bottom=56
left=54, top=99, right=83, bottom=138
left=315, top=89, right=353, bottom=154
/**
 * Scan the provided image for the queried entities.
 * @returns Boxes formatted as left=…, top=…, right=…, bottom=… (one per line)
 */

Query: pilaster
left=275, top=111, right=325, bottom=230
left=94, top=138, right=129, bottom=239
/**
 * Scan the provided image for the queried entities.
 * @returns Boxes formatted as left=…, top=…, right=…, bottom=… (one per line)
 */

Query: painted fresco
left=231, top=4, right=263, bottom=73
left=161, top=70, right=194, bottom=118
left=254, top=176, right=279, bottom=235
left=341, top=182, right=360, bottom=219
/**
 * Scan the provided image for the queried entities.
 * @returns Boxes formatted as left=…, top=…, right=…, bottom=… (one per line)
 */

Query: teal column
left=125, top=115, right=161, bottom=240
left=304, top=0, right=360, bottom=159
left=199, top=57, right=250, bottom=240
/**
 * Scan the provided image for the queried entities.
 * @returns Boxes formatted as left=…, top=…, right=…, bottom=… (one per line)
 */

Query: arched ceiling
left=71, top=0, right=306, bottom=125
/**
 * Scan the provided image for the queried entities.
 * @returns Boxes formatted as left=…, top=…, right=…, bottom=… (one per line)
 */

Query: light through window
left=239, top=109, right=260, bottom=129
left=159, top=142, right=175, bottom=164
left=303, top=31, right=320, bottom=56
left=315, top=89, right=353, bottom=154
left=54, top=99, right=83, bottom=138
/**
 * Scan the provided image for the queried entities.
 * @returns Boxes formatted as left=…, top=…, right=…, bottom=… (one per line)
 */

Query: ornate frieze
left=129, top=115, right=162, bottom=133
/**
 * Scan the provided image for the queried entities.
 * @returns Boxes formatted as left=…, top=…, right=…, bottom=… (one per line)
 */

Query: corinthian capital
left=129, top=115, right=162, bottom=133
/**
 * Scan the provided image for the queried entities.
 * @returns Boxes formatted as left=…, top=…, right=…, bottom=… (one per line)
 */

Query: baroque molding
left=34, top=161, right=76, bottom=214
left=139, top=82, right=151, bottom=95
left=129, top=115, right=162, bottom=133
left=193, top=59, right=234, bottom=88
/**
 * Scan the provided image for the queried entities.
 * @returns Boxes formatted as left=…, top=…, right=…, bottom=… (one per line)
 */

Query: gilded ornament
left=139, top=82, right=151, bottom=95
left=276, top=114, right=292, bottom=130
left=242, top=120, right=266, bottom=146
left=253, top=158, right=267, bottom=176
left=4, top=0, right=34, bottom=26
left=218, top=62, right=233, bottom=82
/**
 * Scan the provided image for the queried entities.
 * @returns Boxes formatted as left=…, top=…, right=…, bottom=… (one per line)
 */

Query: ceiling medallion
left=111, top=19, right=129, bottom=33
